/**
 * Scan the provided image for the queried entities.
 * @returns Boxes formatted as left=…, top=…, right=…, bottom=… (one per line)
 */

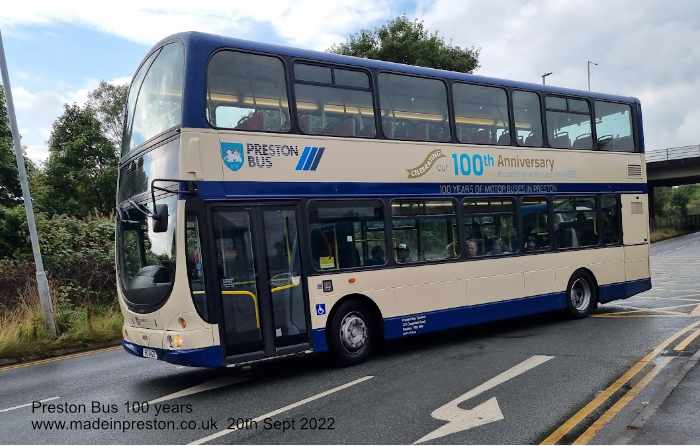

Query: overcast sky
left=1, top=0, right=698, bottom=162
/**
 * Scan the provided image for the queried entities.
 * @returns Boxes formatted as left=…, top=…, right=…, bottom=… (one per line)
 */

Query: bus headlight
left=167, top=334, right=184, bottom=348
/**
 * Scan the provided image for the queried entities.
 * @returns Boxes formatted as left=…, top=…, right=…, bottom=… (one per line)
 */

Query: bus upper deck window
left=453, top=83, right=510, bottom=146
left=378, top=73, right=451, bottom=143
left=595, top=101, right=635, bottom=152
left=207, top=51, right=291, bottom=132
left=294, top=64, right=376, bottom=138
left=545, top=96, right=592, bottom=150
left=513, top=91, right=543, bottom=147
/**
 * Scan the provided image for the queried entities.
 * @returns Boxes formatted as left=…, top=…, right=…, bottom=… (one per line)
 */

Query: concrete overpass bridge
left=646, top=144, right=700, bottom=223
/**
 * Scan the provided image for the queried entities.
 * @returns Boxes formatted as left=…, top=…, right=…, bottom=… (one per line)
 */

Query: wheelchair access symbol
left=315, top=304, right=326, bottom=316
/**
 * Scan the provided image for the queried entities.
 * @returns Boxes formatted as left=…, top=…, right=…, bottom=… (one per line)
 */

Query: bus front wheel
left=328, top=300, right=374, bottom=366
left=565, top=271, right=598, bottom=318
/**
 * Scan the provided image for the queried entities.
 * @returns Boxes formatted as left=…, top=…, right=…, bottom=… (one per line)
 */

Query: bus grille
left=627, top=163, right=643, bottom=177
left=631, top=201, right=644, bottom=215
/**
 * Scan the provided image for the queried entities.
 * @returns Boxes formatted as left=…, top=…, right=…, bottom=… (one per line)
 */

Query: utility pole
left=587, top=60, right=598, bottom=91
left=0, top=29, right=56, bottom=336
left=541, top=72, right=552, bottom=85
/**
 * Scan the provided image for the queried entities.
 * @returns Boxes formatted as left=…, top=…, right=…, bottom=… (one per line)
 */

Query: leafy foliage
left=653, top=185, right=700, bottom=219
left=0, top=87, right=21, bottom=205
left=88, top=81, right=128, bottom=148
left=329, top=15, right=480, bottom=73
left=38, top=104, right=118, bottom=216
left=0, top=211, right=116, bottom=308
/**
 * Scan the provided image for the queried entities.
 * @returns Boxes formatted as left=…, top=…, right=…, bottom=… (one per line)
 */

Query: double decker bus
left=117, top=32, right=650, bottom=368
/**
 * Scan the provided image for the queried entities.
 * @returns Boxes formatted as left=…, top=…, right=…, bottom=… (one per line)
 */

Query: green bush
left=0, top=210, right=116, bottom=309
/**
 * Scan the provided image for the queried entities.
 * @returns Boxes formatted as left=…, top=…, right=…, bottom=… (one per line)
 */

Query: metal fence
left=651, top=214, right=700, bottom=231
left=646, top=145, right=700, bottom=162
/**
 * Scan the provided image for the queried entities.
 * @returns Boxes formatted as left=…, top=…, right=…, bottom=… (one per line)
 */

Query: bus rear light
left=168, top=334, right=184, bottom=348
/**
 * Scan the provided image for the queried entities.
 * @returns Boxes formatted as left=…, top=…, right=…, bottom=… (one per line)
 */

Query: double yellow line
left=541, top=320, right=700, bottom=445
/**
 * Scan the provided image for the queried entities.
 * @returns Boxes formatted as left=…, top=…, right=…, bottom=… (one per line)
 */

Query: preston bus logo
left=221, top=142, right=245, bottom=171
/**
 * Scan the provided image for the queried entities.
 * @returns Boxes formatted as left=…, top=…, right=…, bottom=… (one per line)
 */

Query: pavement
left=1, top=232, right=700, bottom=444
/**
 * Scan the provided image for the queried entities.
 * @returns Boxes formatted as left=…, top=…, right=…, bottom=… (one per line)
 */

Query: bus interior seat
left=557, top=223, right=579, bottom=248
left=333, top=117, right=355, bottom=137
left=572, top=134, right=592, bottom=149
left=297, top=114, right=310, bottom=132
left=551, top=133, right=570, bottom=148
left=237, top=110, right=264, bottom=130
left=524, top=132, right=539, bottom=146
left=497, top=131, right=510, bottom=145
left=612, top=135, right=633, bottom=150
left=475, top=128, right=491, bottom=144
left=597, top=134, right=613, bottom=149
left=405, top=122, right=425, bottom=141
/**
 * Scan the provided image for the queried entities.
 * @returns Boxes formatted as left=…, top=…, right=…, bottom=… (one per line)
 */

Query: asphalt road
left=2, top=233, right=700, bottom=445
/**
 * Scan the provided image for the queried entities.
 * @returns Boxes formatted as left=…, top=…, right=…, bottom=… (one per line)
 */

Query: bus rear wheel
left=566, top=271, right=597, bottom=318
left=328, top=300, right=374, bottom=366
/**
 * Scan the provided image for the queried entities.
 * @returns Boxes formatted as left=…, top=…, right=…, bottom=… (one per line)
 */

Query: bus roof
left=151, top=31, right=639, bottom=105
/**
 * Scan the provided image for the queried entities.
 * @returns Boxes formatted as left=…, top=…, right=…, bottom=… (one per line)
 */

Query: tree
left=0, top=86, right=22, bottom=205
left=87, top=81, right=128, bottom=149
left=38, top=103, right=118, bottom=216
left=329, top=15, right=480, bottom=73
left=671, top=186, right=693, bottom=219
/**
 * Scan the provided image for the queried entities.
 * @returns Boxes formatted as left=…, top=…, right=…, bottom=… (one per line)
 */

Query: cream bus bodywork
left=120, top=128, right=649, bottom=363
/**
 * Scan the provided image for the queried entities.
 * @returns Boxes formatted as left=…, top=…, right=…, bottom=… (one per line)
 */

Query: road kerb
left=540, top=320, right=700, bottom=445
left=572, top=356, right=673, bottom=444
left=615, top=350, right=700, bottom=444
left=0, top=345, right=122, bottom=373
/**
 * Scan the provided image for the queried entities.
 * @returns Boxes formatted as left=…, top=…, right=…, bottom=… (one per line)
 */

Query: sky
left=0, top=0, right=698, bottom=162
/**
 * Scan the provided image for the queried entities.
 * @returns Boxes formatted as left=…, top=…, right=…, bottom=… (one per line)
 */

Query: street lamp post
left=587, top=60, right=598, bottom=91
left=0, top=30, right=57, bottom=336
left=541, top=72, right=553, bottom=85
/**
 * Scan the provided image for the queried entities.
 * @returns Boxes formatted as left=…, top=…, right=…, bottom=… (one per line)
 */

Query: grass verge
left=0, top=282, right=122, bottom=363
left=651, top=227, right=694, bottom=243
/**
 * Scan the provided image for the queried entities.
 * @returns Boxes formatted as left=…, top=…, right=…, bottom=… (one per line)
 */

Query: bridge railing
left=646, top=145, right=700, bottom=162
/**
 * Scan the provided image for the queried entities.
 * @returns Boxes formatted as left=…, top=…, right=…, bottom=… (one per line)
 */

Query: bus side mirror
left=152, top=204, right=169, bottom=233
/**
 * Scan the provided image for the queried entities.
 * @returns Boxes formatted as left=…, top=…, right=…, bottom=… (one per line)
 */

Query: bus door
left=209, top=204, right=310, bottom=357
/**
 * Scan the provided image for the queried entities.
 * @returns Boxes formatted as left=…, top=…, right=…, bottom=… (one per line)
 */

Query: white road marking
left=149, top=376, right=250, bottom=404
left=0, top=396, right=60, bottom=413
left=415, top=355, right=554, bottom=444
left=189, top=375, right=374, bottom=445
left=691, top=305, right=700, bottom=317
left=634, top=295, right=700, bottom=302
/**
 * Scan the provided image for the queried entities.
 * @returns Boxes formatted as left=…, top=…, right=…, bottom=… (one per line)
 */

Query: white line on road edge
left=149, top=376, right=250, bottom=404
left=189, top=375, right=374, bottom=445
left=0, top=396, right=60, bottom=413
left=415, top=355, right=554, bottom=444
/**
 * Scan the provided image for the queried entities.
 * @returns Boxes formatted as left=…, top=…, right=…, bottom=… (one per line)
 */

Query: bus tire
left=565, top=270, right=598, bottom=318
left=328, top=300, right=374, bottom=366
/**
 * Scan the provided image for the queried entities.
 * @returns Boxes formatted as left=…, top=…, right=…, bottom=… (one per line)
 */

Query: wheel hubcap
left=339, top=312, right=367, bottom=352
left=571, top=278, right=592, bottom=311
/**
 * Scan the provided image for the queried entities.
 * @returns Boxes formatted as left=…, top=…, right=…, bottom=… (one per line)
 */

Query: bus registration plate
left=142, top=348, right=157, bottom=359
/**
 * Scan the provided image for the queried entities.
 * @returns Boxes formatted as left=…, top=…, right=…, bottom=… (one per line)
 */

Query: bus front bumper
left=122, top=340, right=225, bottom=368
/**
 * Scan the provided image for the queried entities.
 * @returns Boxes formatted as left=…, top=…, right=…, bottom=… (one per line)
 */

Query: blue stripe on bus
left=295, top=148, right=312, bottom=171
left=599, top=277, right=652, bottom=303
left=122, top=340, right=225, bottom=367
left=196, top=181, right=647, bottom=199
left=302, top=147, right=319, bottom=171
left=309, top=147, right=325, bottom=171
left=308, top=277, right=651, bottom=352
